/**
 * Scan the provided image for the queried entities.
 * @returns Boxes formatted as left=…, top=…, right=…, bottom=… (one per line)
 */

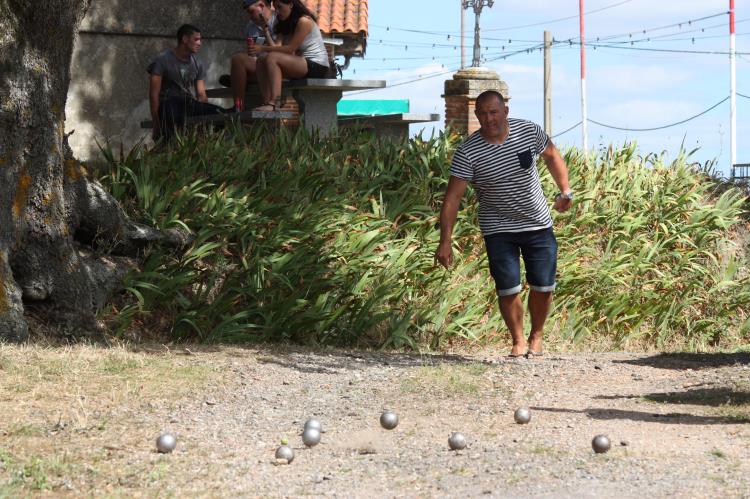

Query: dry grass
left=400, top=362, right=497, bottom=399
left=0, top=343, right=227, bottom=495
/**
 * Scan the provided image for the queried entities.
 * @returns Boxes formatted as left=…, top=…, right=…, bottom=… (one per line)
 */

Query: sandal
left=525, top=350, right=544, bottom=358
left=252, top=103, right=277, bottom=112
left=253, top=98, right=284, bottom=113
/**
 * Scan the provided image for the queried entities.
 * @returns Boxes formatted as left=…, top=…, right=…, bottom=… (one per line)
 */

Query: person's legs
left=157, top=97, right=187, bottom=142
left=527, top=290, right=553, bottom=353
left=188, top=100, right=224, bottom=116
left=499, top=294, right=526, bottom=356
left=254, top=52, right=308, bottom=110
left=485, top=233, right=524, bottom=356
left=255, top=55, right=271, bottom=106
left=230, top=53, right=257, bottom=106
left=520, top=228, right=558, bottom=355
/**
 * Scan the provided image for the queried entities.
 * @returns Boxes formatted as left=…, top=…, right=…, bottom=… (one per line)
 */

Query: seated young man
left=147, top=24, right=224, bottom=141
left=226, top=0, right=277, bottom=110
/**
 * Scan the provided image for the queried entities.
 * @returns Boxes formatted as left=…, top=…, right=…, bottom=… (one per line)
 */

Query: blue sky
left=342, top=0, right=749, bottom=177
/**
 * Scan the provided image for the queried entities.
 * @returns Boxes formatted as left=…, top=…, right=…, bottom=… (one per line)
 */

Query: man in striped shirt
left=435, top=90, right=573, bottom=358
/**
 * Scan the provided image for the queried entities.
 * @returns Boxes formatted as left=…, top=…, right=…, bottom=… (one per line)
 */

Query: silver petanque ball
left=304, top=417, right=322, bottom=432
left=275, top=444, right=295, bottom=463
left=514, top=407, right=531, bottom=424
left=155, top=433, right=177, bottom=453
left=592, top=434, right=611, bottom=454
left=302, top=427, right=321, bottom=447
left=379, top=410, right=399, bottom=430
left=448, top=432, right=467, bottom=451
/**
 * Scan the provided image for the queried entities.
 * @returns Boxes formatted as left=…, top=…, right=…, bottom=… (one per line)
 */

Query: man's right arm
left=435, top=176, right=469, bottom=268
left=149, top=74, right=162, bottom=134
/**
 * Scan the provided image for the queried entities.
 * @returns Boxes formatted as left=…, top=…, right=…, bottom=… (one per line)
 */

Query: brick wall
left=445, top=96, right=481, bottom=135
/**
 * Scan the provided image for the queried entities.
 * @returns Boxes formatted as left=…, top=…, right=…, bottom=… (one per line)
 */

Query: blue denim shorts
left=484, top=227, right=558, bottom=297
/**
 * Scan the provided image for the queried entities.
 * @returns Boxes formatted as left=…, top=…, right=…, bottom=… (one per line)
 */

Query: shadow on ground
left=614, top=352, right=750, bottom=370
left=532, top=405, right=750, bottom=425
left=595, top=387, right=750, bottom=407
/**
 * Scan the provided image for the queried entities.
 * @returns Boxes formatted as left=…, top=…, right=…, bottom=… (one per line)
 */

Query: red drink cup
left=246, top=37, right=255, bottom=55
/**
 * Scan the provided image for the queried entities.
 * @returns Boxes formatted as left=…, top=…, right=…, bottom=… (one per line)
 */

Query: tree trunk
left=0, top=1, right=187, bottom=341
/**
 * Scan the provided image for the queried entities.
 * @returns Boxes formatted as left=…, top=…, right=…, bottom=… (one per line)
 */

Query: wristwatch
left=555, top=191, right=574, bottom=201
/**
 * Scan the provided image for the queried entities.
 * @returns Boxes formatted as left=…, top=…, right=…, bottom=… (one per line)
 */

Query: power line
left=589, top=18, right=750, bottom=45
left=369, top=0, right=634, bottom=36
left=552, top=122, right=582, bottom=138
left=483, top=0, right=635, bottom=32
left=588, top=11, right=729, bottom=42
left=577, top=41, right=750, bottom=56
left=348, top=43, right=544, bottom=94
left=588, top=97, right=729, bottom=132
left=738, top=92, right=750, bottom=100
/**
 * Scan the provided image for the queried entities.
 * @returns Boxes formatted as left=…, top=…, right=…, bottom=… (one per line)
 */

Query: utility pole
left=730, top=0, right=737, bottom=176
left=544, top=31, right=552, bottom=136
left=579, top=0, right=588, bottom=155
left=461, top=1, right=466, bottom=69
left=462, top=0, right=495, bottom=67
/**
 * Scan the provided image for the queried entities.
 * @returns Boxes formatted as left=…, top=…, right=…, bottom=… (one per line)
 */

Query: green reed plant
left=99, top=126, right=749, bottom=350
left=546, top=143, right=750, bottom=349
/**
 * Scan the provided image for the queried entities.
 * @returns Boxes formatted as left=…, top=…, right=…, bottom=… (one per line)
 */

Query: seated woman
left=249, top=0, right=329, bottom=111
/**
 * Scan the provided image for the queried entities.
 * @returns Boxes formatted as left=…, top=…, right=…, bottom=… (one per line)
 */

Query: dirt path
left=1, top=344, right=749, bottom=497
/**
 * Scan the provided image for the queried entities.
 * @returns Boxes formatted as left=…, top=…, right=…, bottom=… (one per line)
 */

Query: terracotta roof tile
left=306, top=0, right=368, bottom=37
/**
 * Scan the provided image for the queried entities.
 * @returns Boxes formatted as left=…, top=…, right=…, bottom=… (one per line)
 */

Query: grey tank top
left=296, top=20, right=329, bottom=67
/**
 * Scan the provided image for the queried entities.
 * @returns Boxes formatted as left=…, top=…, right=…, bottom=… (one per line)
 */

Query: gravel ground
left=3, top=345, right=750, bottom=497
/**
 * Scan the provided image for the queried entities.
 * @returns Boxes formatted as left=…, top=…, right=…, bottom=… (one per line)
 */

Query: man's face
left=474, top=96, right=508, bottom=135
left=182, top=32, right=202, bottom=53
left=247, top=1, right=270, bottom=24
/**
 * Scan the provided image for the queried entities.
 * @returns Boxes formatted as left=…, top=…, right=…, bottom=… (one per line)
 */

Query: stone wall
left=66, top=0, right=246, bottom=161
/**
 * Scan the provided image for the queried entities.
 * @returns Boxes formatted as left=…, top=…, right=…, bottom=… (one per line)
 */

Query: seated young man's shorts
left=483, top=227, right=557, bottom=297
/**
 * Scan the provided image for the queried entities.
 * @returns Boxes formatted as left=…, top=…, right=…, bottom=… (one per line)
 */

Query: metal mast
left=462, top=0, right=495, bottom=67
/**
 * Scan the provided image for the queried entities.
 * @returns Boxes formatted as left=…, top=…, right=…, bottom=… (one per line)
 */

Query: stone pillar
left=443, top=67, right=509, bottom=135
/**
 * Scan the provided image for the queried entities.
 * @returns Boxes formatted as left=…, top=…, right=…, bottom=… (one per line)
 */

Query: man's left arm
left=540, top=140, right=572, bottom=213
left=195, top=79, right=208, bottom=103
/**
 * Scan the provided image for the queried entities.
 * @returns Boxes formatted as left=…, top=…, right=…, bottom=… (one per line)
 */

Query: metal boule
left=514, top=407, right=531, bottom=424
left=304, top=418, right=322, bottom=432
left=155, top=433, right=177, bottom=453
left=592, top=434, right=611, bottom=454
left=302, top=427, right=321, bottom=447
left=448, top=432, right=467, bottom=450
left=275, top=444, right=295, bottom=463
left=379, top=410, right=399, bottom=430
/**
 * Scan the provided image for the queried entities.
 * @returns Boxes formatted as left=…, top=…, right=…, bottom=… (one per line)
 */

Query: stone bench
left=206, top=78, right=386, bottom=137
left=338, top=113, right=441, bottom=139
left=140, top=109, right=293, bottom=129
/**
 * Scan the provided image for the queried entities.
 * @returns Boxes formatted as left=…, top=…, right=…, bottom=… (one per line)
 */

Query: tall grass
left=98, top=126, right=749, bottom=350
left=549, top=144, right=749, bottom=349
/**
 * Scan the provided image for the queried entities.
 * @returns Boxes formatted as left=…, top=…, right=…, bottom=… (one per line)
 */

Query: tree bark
left=0, top=1, right=186, bottom=341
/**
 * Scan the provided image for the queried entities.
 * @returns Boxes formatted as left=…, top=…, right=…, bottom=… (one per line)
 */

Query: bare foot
left=508, top=342, right=526, bottom=358
left=527, top=333, right=543, bottom=356
left=252, top=104, right=275, bottom=112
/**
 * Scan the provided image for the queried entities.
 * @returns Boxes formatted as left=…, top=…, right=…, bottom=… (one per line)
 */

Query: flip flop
left=507, top=352, right=525, bottom=359
left=525, top=350, right=544, bottom=358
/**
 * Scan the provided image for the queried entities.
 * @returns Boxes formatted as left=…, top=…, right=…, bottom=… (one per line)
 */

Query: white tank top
left=296, top=20, right=329, bottom=67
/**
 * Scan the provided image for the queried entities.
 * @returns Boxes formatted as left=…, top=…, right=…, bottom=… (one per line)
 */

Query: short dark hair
left=177, top=24, right=201, bottom=44
left=476, top=90, right=505, bottom=107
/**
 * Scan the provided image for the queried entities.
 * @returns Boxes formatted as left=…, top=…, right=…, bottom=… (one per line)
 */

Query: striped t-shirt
left=450, top=118, right=552, bottom=235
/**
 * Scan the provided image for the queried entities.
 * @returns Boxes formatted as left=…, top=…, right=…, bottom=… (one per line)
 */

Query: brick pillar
left=443, top=67, right=510, bottom=136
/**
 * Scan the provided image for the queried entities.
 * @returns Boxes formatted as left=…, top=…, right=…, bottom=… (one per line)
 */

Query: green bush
left=99, top=126, right=749, bottom=350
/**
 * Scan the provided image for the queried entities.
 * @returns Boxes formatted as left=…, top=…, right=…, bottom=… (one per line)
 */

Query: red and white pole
left=580, top=0, right=588, bottom=155
left=730, top=0, right=737, bottom=174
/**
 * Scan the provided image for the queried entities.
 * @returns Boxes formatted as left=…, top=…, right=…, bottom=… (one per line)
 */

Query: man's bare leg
left=527, top=290, right=553, bottom=354
left=499, top=293, right=526, bottom=356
